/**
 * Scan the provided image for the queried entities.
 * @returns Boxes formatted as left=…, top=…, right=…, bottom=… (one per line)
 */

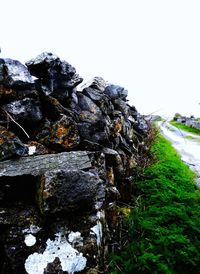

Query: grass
left=185, top=135, right=200, bottom=142
left=170, top=120, right=200, bottom=135
left=109, top=134, right=200, bottom=274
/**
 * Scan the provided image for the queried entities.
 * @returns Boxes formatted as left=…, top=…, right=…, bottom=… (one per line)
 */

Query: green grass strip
left=109, top=135, right=200, bottom=274
left=170, top=120, right=200, bottom=135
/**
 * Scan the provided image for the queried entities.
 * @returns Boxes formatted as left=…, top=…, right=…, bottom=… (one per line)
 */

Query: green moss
left=109, top=135, right=200, bottom=274
left=170, top=120, right=200, bottom=135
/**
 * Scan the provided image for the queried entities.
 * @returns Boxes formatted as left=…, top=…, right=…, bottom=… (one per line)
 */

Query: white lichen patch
left=90, top=211, right=104, bottom=246
left=24, top=234, right=36, bottom=247
left=23, top=225, right=41, bottom=234
left=90, top=222, right=102, bottom=246
left=68, top=231, right=83, bottom=246
left=25, top=232, right=87, bottom=274
left=28, top=146, right=36, bottom=155
left=97, top=210, right=105, bottom=220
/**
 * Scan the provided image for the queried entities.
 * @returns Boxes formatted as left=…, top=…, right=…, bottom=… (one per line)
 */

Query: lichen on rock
left=25, top=232, right=87, bottom=274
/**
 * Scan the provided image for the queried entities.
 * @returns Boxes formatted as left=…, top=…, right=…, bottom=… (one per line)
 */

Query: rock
left=82, top=76, right=107, bottom=92
left=78, top=111, right=102, bottom=124
left=37, top=115, right=80, bottom=150
left=122, top=119, right=135, bottom=142
left=27, top=141, right=49, bottom=155
left=2, top=98, right=42, bottom=123
left=83, top=87, right=105, bottom=102
left=82, top=89, right=115, bottom=116
left=104, top=84, right=128, bottom=100
left=4, top=227, right=31, bottom=273
left=44, top=258, right=63, bottom=274
left=103, top=148, right=125, bottom=178
left=77, top=93, right=102, bottom=114
left=26, top=52, right=83, bottom=101
left=0, top=85, right=39, bottom=105
left=113, top=99, right=130, bottom=116
left=0, top=151, right=91, bottom=177
left=39, top=169, right=106, bottom=214
left=133, top=114, right=149, bottom=135
left=78, top=119, right=110, bottom=144
left=0, top=58, right=34, bottom=89
left=0, top=206, right=39, bottom=226
left=26, top=52, right=74, bottom=79
left=0, top=126, right=28, bottom=161
left=39, top=95, right=79, bottom=122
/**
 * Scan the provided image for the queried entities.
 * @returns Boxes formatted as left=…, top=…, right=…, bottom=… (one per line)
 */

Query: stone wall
left=0, top=53, right=150, bottom=274
left=176, top=116, right=200, bottom=130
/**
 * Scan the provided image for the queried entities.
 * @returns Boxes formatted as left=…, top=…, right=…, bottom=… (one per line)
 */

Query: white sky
left=1, top=0, right=200, bottom=118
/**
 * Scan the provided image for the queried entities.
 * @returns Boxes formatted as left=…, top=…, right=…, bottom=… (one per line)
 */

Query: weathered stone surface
left=0, top=151, right=91, bottom=177
left=104, top=84, right=128, bottom=100
left=103, top=148, right=125, bottom=178
left=0, top=206, right=39, bottom=226
left=78, top=111, right=102, bottom=124
left=83, top=87, right=105, bottom=102
left=37, top=115, right=80, bottom=150
left=2, top=98, right=42, bottom=122
left=82, top=77, right=107, bottom=92
left=0, top=85, right=39, bottom=104
left=39, top=169, right=105, bottom=214
left=78, top=119, right=110, bottom=144
left=113, top=99, right=130, bottom=116
left=26, top=52, right=83, bottom=101
left=0, top=58, right=34, bottom=89
left=27, top=141, right=49, bottom=155
left=77, top=93, right=102, bottom=115
left=26, top=52, right=74, bottom=79
left=0, top=126, right=28, bottom=161
left=44, top=258, right=63, bottom=274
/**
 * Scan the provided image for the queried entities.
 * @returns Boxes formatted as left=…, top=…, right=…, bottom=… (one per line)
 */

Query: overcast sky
left=1, top=0, right=200, bottom=118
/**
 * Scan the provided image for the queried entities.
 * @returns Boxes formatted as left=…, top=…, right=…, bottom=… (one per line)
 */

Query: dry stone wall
left=0, top=52, right=150, bottom=274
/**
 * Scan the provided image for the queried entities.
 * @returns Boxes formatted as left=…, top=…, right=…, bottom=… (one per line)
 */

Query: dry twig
left=0, top=107, right=30, bottom=139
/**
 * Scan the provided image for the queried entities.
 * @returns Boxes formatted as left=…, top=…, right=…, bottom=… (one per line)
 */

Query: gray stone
left=113, top=99, right=130, bottom=116
left=0, top=126, right=28, bottom=161
left=0, top=58, right=34, bottom=88
left=26, top=52, right=83, bottom=100
left=36, top=115, right=80, bottom=150
left=82, top=76, right=107, bottom=92
left=2, top=98, right=42, bottom=122
left=39, top=169, right=106, bottom=214
left=78, top=93, right=102, bottom=114
left=83, top=87, right=105, bottom=102
left=104, top=84, right=128, bottom=100
left=0, top=151, right=91, bottom=177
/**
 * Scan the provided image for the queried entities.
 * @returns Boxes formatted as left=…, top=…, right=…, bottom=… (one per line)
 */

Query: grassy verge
left=109, top=134, right=200, bottom=274
left=170, top=120, right=200, bottom=135
left=185, top=135, right=200, bottom=142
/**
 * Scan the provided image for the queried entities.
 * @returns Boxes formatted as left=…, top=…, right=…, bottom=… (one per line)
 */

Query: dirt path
left=158, top=121, right=200, bottom=186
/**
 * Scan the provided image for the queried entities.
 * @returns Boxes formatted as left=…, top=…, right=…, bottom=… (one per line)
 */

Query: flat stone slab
left=0, top=151, right=91, bottom=177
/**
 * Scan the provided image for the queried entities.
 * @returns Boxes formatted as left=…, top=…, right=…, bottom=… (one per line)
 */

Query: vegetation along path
left=109, top=133, right=200, bottom=274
